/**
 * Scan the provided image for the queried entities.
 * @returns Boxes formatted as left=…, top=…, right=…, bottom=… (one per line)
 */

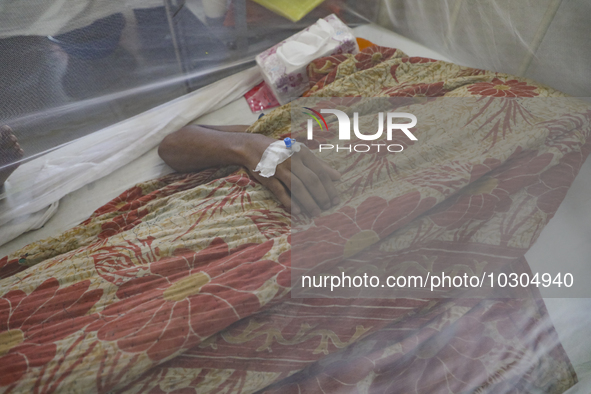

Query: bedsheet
left=0, top=66, right=262, bottom=247
left=1, top=43, right=590, bottom=393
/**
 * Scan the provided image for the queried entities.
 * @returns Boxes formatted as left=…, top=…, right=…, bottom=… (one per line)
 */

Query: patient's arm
left=197, top=124, right=252, bottom=133
left=158, top=124, right=259, bottom=173
left=158, top=125, right=340, bottom=216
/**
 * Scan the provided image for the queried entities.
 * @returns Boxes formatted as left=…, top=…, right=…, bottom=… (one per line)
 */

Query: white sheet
left=0, top=98, right=262, bottom=254
left=0, top=0, right=161, bottom=38
left=1, top=23, right=589, bottom=389
left=0, top=66, right=262, bottom=247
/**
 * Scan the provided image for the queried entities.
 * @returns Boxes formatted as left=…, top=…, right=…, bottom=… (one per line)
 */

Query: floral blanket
left=1, top=45, right=590, bottom=393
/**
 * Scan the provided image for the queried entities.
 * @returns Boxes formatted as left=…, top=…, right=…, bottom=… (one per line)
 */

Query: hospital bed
left=1, top=23, right=590, bottom=392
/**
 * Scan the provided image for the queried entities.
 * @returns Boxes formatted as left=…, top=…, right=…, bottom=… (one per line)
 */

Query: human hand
left=239, top=134, right=341, bottom=216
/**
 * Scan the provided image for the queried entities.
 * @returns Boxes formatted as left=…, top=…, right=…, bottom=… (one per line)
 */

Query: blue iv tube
left=284, top=137, right=295, bottom=149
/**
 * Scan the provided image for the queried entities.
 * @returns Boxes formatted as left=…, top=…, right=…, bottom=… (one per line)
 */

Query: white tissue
left=254, top=140, right=302, bottom=178
left=276, top=19, right=335, bottom=68
left=256, top=14, right=358, bottom=105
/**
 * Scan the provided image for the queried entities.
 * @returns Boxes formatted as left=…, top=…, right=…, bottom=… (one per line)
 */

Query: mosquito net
left=0, top=1, right=590, bottom=393
left=0, top=0, right=377, bottom=240
left=378, top=0, right=591, bottom=97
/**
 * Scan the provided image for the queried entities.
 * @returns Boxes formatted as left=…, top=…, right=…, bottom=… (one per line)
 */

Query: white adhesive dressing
left=254, top=140, right=302, bottom=178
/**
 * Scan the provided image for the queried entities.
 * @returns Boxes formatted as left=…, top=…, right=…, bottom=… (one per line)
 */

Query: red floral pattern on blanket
left=383, top=81, right=448, bottom=97
left=0, top=45, right=588, bottom=393
left=305, top=45, right=401, bottom=95
left=292, top=192, right=437, bottom=273
left=0, top=256, right=24, bottom=280
left=306, top=53, right=349, bottom=87
left=88, top=238, right=279, bottom=361
left=0, top=279, right=102, bottom=386
left=259, top=296, right=564, bottom=394
left=468, top=77, right=539, bottom=98
left=354, top=45, right=399, bottom=70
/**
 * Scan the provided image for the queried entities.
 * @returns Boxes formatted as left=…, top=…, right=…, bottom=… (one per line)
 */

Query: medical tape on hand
left=254, top=138, right=301, bottom=178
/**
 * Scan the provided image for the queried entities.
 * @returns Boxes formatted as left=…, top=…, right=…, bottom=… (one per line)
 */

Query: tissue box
left=256, top=14, right=358, bottom=105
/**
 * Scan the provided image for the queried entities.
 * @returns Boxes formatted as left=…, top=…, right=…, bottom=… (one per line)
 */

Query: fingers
left=254, top=145, right=342, bottom=217
left=320, top=160, right=341, bottom=181
left=0, top=125, right=23, bottom=159
left=274, top=166, right=331, bottom=217
left=289, top=174, right=322, bottom=217
left=300, top=150, right=341, bottom=206
left=258, top=175, right=300, bottom=215
left=0, top=126, right=16, bottom=145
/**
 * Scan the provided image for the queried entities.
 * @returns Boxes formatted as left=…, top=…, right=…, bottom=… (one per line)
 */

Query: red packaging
left=244, top=81, right=280, bottom=113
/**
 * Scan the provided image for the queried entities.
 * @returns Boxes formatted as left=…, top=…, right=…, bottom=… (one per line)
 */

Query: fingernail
left=322, top=203, right=330, bottom=210
left=332, top=197, right=340, bottom=205
left=312, top=209, right=321, bottom=217
left=292, top=206, right=300, bottom=214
